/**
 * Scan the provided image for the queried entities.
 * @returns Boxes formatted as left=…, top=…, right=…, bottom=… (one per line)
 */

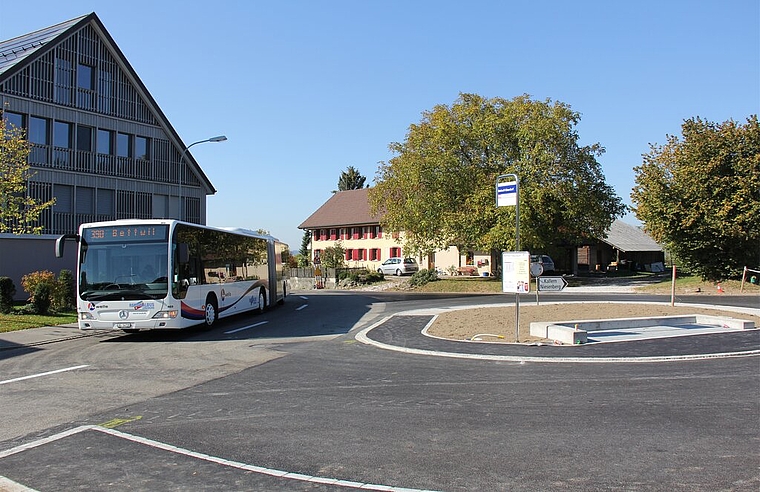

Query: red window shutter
left=345, top=250, right=351, bottom=260
left=377, top=226, right=382, bottom=238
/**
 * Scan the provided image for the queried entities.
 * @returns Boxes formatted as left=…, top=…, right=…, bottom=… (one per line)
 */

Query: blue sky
left=1, top=1, right=758, bottom=249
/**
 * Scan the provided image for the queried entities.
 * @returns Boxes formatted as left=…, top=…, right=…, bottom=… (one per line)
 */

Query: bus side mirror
left=178, top=243, right=189, bottom=264
left=55, top=234, right=79, bottom=258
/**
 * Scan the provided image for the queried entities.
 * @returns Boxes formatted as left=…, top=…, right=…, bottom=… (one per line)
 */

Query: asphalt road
left=0, top=291, right=758, bottom=491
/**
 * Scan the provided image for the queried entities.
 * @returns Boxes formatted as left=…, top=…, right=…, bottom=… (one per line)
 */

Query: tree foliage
left=369, top=94, right=625, bottom=255
left=632, top=115, right=760, bottom=280
left=336, top=166, right=367, bottom=192
left=320, top=242, right=346, bottom=269
left=0, top=116, right=55, bottom=234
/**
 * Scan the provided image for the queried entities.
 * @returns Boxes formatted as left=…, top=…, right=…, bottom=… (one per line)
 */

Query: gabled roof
left=0, top=15, right=86, bottom=76
left=0, top=13, right=215, bottom=195
left=602, top=220, right=663, bottom=252
left=299, top=188, right=381, bottom=229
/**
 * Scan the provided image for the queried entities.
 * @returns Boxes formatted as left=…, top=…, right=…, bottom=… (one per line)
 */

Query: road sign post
left=497, top=174, right=522, bottom=341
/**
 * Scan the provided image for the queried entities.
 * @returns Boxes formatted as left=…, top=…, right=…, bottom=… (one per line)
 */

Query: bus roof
left=76, top=219, right=281, bottom=243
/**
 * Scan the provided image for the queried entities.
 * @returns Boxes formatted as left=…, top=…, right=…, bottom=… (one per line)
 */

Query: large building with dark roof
left=0, top=12, right=215, bottom=234
left=300, top=188, right=665, bottom=275
left=0, top=13, right=217, bottom=298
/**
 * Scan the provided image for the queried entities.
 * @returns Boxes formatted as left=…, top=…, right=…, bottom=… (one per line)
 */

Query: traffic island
left=530, top=314, right=756, bottom=345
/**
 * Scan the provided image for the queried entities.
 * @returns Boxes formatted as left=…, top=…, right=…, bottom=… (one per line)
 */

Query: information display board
left=502, top=251, right=530, bottom=293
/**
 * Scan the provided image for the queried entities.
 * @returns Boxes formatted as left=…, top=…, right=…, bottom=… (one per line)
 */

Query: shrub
left=336, top=269, right=384, bottom=285
left=21, top=270, right=56, bottom=303
left=32, top=283, right=52, bottom=315
left=0, top=276, right=16, bottom=314
left=54, top=269, right=76, bottom=311
left=409, top=269, right=438, bottom=287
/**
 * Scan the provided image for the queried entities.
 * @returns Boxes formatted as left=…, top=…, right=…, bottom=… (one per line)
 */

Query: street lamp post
left=177, top=135, right=227, bottom=221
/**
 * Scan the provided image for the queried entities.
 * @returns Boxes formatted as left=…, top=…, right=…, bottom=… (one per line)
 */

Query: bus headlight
left=79, top=312, right=95, bottom=320
left=152, top=310, right=178, bottom=319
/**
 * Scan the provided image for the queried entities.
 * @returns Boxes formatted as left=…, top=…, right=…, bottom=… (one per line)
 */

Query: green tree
left=336, top=166, right=367, bottom=192
left=298, top=230, right=312, bottom=267
left=631, top=115, right=760, bottom=280
left=369, top=93, right=625, bottom=255
left=320, top=242, right=346, bottom=269
left=0, top=114, right=56, bottom=233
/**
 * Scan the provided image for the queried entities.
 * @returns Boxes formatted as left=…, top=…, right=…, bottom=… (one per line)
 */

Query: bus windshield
left=79, top=225, right=170, bottom=301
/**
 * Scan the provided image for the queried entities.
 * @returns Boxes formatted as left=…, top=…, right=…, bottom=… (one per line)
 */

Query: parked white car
left=377, top=257, right=419, bottom=276
left=530, top=254, right=555, bottom=274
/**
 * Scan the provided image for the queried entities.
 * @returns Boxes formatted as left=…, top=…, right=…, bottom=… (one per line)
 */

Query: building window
left=97, top=129, right=113, bottom=154
left=345, top=249, right=352, bottom=261
left=97, top=188, right=114, bottom=216
left=135, top=136, right=149, bottom=160
left=76, top=186, right=94, bottom=215
left=329, top=228, right=337, bottom=240
left=390, top=247, right=401, bottom=257
left=76, top=126, right=92, bottom=152
left=117, top=132, right=131, bottom=157
left=352, top=227, right=360, bottom=240
left=53, top=121, right=72, bottom=148
left=54, top=184, right=73, bottom=213
left=370, top=248, right=381, bottom=261
left=55, top=57, right=73, bottom=105
left=2, top=111, right=24, bottom=133
left=29, top=117, right=49, bottom=144
left=77, top=64, right=94, bottom=90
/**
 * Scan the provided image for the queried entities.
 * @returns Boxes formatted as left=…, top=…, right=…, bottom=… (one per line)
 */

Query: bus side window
left=174, top=243, right=192, bottom=299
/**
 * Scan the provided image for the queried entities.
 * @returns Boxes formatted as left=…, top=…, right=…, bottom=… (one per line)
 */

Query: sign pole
left=496, top=174, right=521, bottom=342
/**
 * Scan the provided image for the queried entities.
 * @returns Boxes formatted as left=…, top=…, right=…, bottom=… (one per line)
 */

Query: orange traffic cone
left=716, top=283, right=724, bottom=293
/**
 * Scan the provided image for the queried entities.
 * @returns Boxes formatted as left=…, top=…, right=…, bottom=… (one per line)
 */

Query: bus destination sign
left=84, top=225, right=168, bottom=242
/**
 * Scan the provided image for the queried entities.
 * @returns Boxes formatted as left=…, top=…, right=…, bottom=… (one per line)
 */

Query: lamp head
left=209, top=135, right=227, bottom=142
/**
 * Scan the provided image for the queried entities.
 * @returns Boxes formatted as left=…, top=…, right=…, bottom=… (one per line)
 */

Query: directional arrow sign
left=538, top=276, right=568, bottom=292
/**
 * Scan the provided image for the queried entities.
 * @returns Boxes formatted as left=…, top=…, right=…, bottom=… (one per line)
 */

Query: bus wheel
left=256, top=288, right=266, bottom=314
left=204, top=295, right=218, bottom=327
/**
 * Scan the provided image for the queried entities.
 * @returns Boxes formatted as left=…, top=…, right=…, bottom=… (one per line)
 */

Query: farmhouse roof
left=601, top=220, right=663, bottom=253
left=298, top=188, right=382, bottom=229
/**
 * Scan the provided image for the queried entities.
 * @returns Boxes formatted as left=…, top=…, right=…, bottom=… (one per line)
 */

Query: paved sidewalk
left=0, top=323, right=88, bottom=351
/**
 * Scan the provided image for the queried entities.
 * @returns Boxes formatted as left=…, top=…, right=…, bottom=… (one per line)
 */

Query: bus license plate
left=115, top=322, right=133, bottom=329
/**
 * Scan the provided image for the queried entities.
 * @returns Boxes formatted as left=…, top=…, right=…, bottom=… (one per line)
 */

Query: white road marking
left=296, top=304, right=308, bottom=311
left=0, top=475, right=38, bottom=491
left=0, top=365, right=89, bottom=386
left=0, top=426, right=440, bottom=492
left=299, top=296, right=309, bottom=300
left=224, top=321, right=268, bottom=334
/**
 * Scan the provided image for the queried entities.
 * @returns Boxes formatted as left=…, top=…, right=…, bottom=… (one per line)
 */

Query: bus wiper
left=82, top=289, right=160, bottom=301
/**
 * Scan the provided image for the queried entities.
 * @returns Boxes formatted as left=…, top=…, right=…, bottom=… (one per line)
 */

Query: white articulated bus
left=56, top=219, right=288, bottom=331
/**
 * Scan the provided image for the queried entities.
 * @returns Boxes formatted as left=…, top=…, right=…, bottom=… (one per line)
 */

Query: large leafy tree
left=0, top=116, right=55, bottom=234
left=336, top=166, right=367, bottom=192
left=369, top=93, right=625, bottom=255
left=632, top=115, right=760, bottom=280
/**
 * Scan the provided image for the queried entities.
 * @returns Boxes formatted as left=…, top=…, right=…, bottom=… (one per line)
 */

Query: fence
left=287, top=266, right=378, bottom=290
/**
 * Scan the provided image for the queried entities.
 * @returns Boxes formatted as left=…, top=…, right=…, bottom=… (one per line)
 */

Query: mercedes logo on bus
left=118, top=310, right=129, bottom=320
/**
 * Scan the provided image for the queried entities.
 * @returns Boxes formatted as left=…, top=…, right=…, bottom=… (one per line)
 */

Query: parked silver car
left=378, top=257, right=419, bottom=276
